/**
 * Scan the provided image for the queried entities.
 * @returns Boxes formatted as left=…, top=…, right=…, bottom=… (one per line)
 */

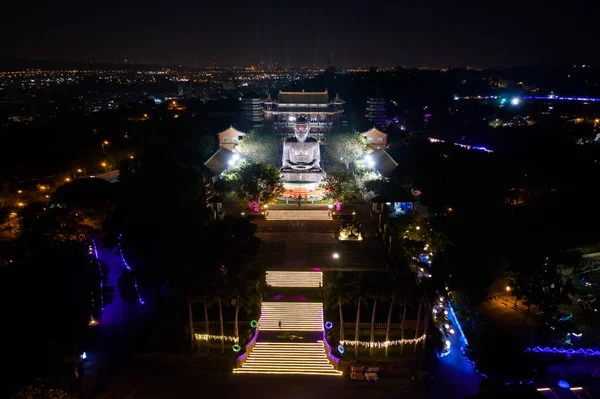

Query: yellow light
left=101, top=162, right=107, bottom=167
left=129, top=155, right=134, bottom=159
left=570, top=387, right=583, bottom=391
left=77, top=169, right=83, bottom=173
left=174, top=114, right=179, bottom=119
left=264, top=204, right=269, bottom=209
left=416, top=226, right=421, bottom=230
left=352, top=211, right=356, bottom=215
left=506, top=286, right=511, bottom=292
left=143, top=113, right=148, bottom=117
left=17, top=190, right=22, bottom=194
left=332, top=253, right=339, bottom=259
left=45, top=195, right=49, bottom=198
left=537, top=388, right=550, bottom=391
left=65, top=177, right=71, bottom=182
left=17, top=202, right=25, bottom=207
left=103, top=140, right=109, bottom=145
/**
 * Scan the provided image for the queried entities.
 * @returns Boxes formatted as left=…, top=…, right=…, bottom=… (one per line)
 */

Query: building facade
left=241, top=91, right=265, bottom=124
left=264, top=90, right=344, bottom=138
left=365, top=97, right=387, bottom=126
left=217, top=126, right=246, bottom=151
left=361, top=127, right=388, bottom=151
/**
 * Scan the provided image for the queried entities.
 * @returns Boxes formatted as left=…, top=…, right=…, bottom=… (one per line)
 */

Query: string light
left=195, top=333, right=239, bottom=343
left=118, top=234, right=145, bottom=305
left=339, top=334, right=426, bottom=349
left=526, top=346, right=600, bottom=356
left=90, top=241, right=103, bottom=310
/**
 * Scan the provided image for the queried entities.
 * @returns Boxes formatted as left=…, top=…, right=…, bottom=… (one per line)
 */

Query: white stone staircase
left=259, top=302, right=324, bottom=331
left=265, top=209, right=331, bottom=221
left=233, top=341, right=342, bottom=376
left=266, top=271, right=323, bottom=288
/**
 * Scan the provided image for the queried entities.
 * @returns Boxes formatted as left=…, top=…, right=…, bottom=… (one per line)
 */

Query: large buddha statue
left=281, top=115, right=324, bottom=182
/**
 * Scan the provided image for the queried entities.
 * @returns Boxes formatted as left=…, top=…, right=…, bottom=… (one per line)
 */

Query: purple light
left=323, top=330, right=340, bottom=364
left=237, top=328, right=259, bottom=362
left=91, top=240, right=104, bottom=310
left=118, top=234, right=145, bottom=306
left=526, top=346, right=600, bottom=356
left=273, top=294, right=285, bottom=300
left=311, top=267, right=321, bottom=271
left=291, top=295, right=307, bottom=301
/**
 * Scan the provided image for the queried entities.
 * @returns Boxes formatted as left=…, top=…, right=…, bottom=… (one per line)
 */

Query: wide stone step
left=266, top=271, right=323, bottom=288
left=233, top=340, right=343, bottom=376
left=266, top=209, right=331, bottom=221
left=259, top=302, right=323, bottom=331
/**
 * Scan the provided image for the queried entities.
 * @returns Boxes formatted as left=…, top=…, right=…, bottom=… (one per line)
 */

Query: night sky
left=2, top=0, right=598, bottom=68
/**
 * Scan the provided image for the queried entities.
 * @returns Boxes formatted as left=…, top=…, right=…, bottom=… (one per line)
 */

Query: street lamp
left=332, top=253, right=339, bottom=259
left=65, top=177, right=71, bottom=182
left=101, top=161, right=107, bottom=168
left=505, top=286, right=511, bottom=292
left=101, top=140, right=109, bottom=154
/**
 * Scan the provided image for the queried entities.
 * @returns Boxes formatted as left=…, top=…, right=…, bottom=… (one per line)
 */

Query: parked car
left=577, top=295, right=597, bottom=307
left=578, top=278, right=598, bottom=288
left=553, top=311, right=573, bottom=322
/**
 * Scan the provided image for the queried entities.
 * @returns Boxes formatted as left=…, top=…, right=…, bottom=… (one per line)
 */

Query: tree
left=320, top=169, right=363, bottom=204
left=235, top=162, right=284, bottom=209
left=324, top=132, right=366, bottom=168
left=352, top=273, right=365, bottom=356
left=52, top=178, right=117, bottom=226
left=324, top=272, right=352, bottom=341
left=235, top=130, right=279, bottom=166
left=509, top=250, right=575, bottom=319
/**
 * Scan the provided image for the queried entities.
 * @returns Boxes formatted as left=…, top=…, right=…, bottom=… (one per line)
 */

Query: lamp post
left=101, top=140, right=109, bottom=154
left=332, top=252, right=340, bottom=269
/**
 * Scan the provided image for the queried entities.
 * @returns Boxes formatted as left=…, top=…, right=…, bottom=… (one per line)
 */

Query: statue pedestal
left=281, top=181, right=326, bottom=202
left=281, top=170, right=325, bottom=183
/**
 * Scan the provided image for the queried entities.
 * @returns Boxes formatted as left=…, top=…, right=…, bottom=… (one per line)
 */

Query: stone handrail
left=322, top=331, right=341, bottom=371
left=236, top=326, right=259, bottom=368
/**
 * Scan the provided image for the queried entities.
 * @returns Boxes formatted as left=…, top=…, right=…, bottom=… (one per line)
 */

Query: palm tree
left=352, top=273, right=365, bottom=356
left=384, top=292, right=395, bottom=358
left=400, top=298, right=407, bottom=355
left=414, top=298, right=423, bottom=353
left=217, top=296, right=225, bottom=353
left=203, top=296, right=210, bottom=334
left=323, top=272, right=351, bottom=341
left=231, top=278, right=262, bottom=340
left=368, top=292, right=378, bottom=356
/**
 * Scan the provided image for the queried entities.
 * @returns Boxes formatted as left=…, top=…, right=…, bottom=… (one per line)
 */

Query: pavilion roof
left=204, top=147, right=234, bottom=176
left=370, top=149, right=398, bottom=178
left=278, top=90, right=329, bottom=104
left=217, top=126, right=246, bottom=137
left=361, top=127, right=388, bottom=137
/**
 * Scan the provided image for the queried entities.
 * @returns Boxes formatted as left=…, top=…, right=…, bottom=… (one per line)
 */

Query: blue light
left=558, top=380, right=570, bottom=389
left=80, top=352, right=87, bottom=360
left=511, top=97, right=520, bottom=105
left=338, top=345, right=345, bottom=354
left=447, top=300, right=469, bottom=346
left=325, top=321, right=333, bottom=330
left=526, top=346, right=600, bottom=356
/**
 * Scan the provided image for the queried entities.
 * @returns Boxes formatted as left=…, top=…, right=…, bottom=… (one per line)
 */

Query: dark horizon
left=2, top=0, right=599, bottom=69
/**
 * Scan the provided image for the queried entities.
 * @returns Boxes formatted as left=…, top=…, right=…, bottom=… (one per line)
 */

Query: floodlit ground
left=93, top=353, right=484, bottom=399
left=252, top=204, right=388, bottom=272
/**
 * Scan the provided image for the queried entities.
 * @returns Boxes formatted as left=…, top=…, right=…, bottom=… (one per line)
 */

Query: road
left=82, top=237, right=146, bottom=397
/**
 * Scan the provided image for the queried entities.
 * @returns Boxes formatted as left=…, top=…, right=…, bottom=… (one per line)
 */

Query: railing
left=342, top=322, right=417, bottom=329
left=236, top=326, right=259, bottom=368
left=322, top=331, right=341, bottom=370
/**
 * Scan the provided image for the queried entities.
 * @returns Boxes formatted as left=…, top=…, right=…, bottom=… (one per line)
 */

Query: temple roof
left=217, top=126, right=246, bottom=137
left=278, top=90, right=329, bottom=104
left=264, top=94, right=274, bottom=102
left=204, top=147, right=234, bottom=176
left=370, top=149, right=398, bottom=177
left=361, top=127, right=388, bottom=137
left=333, top=93, right=345, bottom=103
left=272, top=107, right=341, bottom=113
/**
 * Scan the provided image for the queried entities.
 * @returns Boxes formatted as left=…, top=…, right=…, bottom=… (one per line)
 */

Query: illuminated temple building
left=264, top=90, right=344, bottom=138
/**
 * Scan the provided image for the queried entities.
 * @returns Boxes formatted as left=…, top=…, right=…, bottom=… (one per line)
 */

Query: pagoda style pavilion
left=264, top=90, right=344, bottom=138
